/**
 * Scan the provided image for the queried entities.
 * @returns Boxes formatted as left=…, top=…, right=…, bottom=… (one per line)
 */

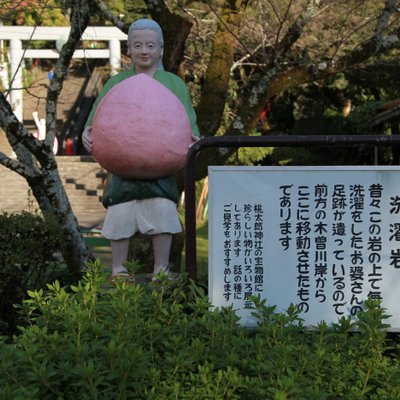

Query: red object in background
left=259, top=101, right=271, bottom=120
left=258, top=101, right=271, bottom=130
left=65, top=138, right=74, bottom=155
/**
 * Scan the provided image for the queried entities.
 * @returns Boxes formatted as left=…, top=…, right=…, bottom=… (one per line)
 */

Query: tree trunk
left=196, top=0, right=251, bottom=137
left=145, top=0, right=193, bottom=74
left=0, top=0, right=95, bottom=277
left=0, top=94, right=90, bottom=277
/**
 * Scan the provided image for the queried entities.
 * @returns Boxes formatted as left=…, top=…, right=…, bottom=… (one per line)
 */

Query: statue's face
left=129, top=29, right=163, bottom=75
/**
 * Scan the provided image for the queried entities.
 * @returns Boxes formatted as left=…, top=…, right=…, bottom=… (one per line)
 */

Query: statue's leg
left=111, top=238, right=131, bottom=276
left=152, top=233, right=172, bottom=274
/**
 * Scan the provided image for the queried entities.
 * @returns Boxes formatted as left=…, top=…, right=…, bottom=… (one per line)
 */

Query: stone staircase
left=1, top=64, right=109, bottom=230
left=0, top=156, right=107, bottom=229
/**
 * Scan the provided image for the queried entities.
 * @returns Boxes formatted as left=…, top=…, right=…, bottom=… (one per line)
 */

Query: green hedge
left=0, top=212, right=71, bottom=335
left=1, top=261, right=400, bottom=399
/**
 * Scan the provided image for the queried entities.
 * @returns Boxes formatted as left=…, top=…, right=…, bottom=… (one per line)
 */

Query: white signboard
left=208, top=166, right=400, bottom=330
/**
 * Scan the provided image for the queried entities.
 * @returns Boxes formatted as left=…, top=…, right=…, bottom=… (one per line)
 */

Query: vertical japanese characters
left=222, top=203, right=264, bottom=309
left=277, top=182, right=399, bottom=316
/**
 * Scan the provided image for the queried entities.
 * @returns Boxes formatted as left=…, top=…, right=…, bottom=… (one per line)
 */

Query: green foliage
left=91, top=0, right=147, bottom=26
left=263, top=66, right=400, bottom=166
left=1, top=262, right=400, bottom=399
left=0, top=212, right=71, bottom=335
left=5, top=0, right=69, bottom=26
left=227, top=132, right=273, bottom=166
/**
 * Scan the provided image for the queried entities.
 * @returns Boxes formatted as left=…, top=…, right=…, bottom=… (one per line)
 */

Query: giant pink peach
left=91, top=73, right=192, bottom=179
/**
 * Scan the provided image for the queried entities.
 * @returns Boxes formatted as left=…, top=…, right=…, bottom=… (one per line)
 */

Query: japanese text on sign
left=209, top=167, right=400, bottom=330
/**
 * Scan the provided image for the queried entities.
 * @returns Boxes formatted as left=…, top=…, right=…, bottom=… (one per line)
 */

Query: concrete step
left=0, top=156, right=107, bottom=229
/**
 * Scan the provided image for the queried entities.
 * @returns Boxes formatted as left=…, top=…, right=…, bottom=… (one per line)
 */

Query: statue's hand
left=82, top=126, right=93, bottom=153
left=188, top=134, right=200, bottom=148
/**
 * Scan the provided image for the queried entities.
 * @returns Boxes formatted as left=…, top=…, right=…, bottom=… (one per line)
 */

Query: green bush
left=1, top=262, right=400, bottom=399
left=0, top=212, right=71, bottom=335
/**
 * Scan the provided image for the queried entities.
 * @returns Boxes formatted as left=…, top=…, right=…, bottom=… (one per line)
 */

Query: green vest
left=86, top=69, right=200, bottom=208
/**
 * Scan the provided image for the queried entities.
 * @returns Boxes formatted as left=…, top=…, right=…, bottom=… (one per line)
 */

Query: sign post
left=209, top=166, right=400, bottom=330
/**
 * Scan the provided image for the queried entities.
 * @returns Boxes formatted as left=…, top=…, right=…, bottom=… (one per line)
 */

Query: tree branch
left=274, top=0, right=322, bottom=61
left=216, top=1, right=324, bottom=140
left=0, top=151, right=35, bottom=178
left=0, top=92, right=49, bottom=164
left=228, top=17, right=400, bottom=140
left=143, top=0, right=168, bottom=14
left=92, top=0, right=128, bottom=33
left=230, top=0, right=400, bottom=140
left=45, top=0, right=93, bottom=161
left=375, top=0, right=400, bottom=51
left=335, top=20, right=400, bottom=70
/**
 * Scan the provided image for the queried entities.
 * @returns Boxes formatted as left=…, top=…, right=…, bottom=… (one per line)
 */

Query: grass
left=195, top=219, right=209, bottom=280
left=180, top=219, right=209, bottom=281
